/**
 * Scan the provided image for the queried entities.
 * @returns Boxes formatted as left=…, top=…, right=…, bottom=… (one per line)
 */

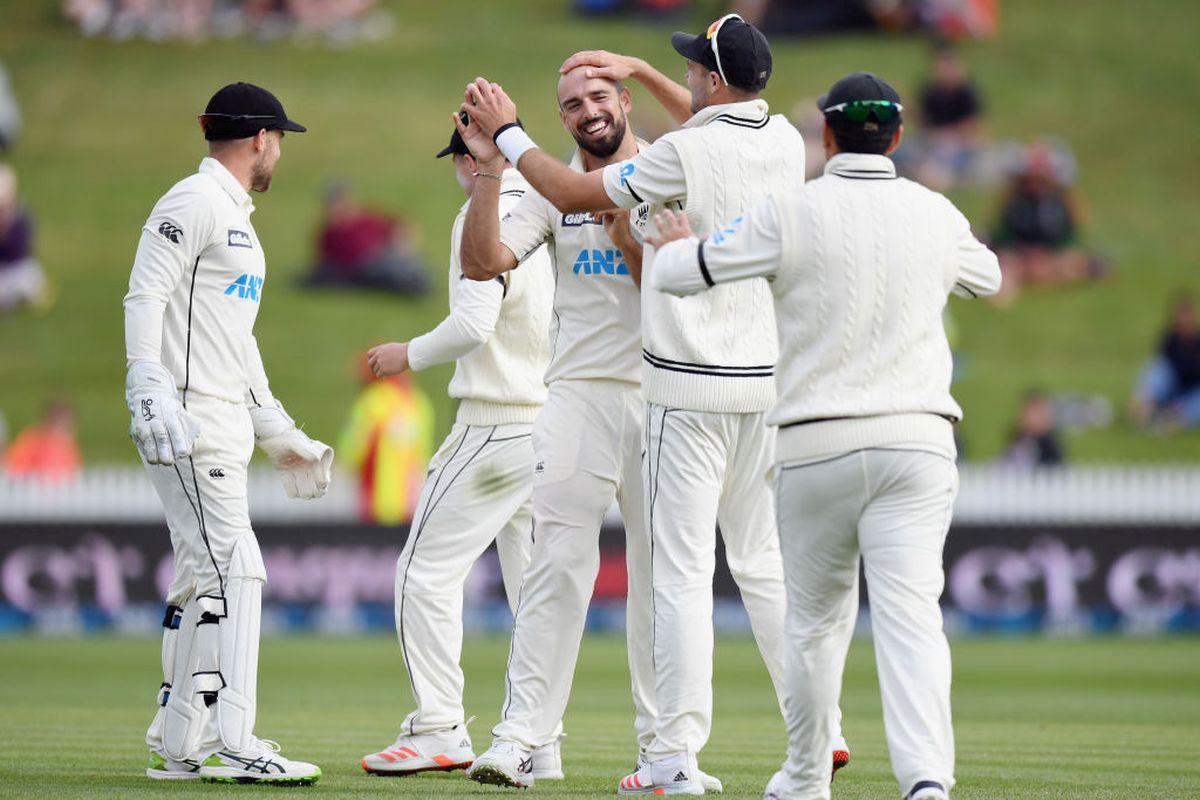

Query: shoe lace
left=248, top=736, right=282, bottom=755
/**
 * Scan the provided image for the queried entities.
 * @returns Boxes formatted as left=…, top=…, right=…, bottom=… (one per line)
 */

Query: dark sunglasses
left=823, top=100, right=903, bottom=123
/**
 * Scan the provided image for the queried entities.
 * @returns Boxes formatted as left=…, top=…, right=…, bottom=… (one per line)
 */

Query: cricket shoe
left=361, top=723, right=475, bottom=775
left=637, top=751, right=722, bottom=793
left=764, top=769, right=785, bottom=800
left=907, top=780, right=949, bottom=800
left=199, top=737, right=321, bottom=785
left=146, top=749, right=201, bottom=780
left=466, top=741, right=534, bottom=788
left=619, top=752, right=704, bottom=795
left=531, top=736, right=565, bottom=780
left=832, top=734, right=851, bottom=778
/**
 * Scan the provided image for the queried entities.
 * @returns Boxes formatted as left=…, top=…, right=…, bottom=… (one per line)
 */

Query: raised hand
left=646, top=209, right=695, bottom=249
left=462, top=77, right=518, bottom=139
left=559, top=50, right=641, bottom=82
left=452, top=111, right=504, bottom=167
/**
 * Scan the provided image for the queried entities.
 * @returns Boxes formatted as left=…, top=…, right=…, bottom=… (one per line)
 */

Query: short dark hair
left=827, top=115, right=900, bottom=155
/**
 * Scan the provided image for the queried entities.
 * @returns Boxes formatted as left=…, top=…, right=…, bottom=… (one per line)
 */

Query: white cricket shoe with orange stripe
left=618, top=752, right=704, bottom=795
left=360, top=724, right=475, bottom=776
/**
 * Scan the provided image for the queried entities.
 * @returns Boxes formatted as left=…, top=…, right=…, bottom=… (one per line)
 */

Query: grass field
left=1, top=0, right=1199, bottom=463
left=0, top=635, right=1198, bottom=798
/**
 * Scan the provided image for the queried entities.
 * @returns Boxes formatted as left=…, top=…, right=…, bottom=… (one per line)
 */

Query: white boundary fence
left=3, top=464, right=1200, bottom=525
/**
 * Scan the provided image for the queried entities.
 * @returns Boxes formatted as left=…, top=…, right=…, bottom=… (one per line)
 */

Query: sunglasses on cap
left=705, top=13, right=743, bottom=87
left=197, top=113, right=278, bottom=131
left=822, top=100, right=903, bottom=123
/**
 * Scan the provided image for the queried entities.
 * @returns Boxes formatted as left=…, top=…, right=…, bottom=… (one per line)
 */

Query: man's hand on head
left=462, top=78, right=518, bottom=139
left=452, top=111, right=504, bottom=171
left=646, top=209, right=695, bottom=249
left=559, top=50, right=642, bottom=82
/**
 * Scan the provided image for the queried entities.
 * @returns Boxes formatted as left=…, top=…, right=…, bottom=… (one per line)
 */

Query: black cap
left=436, top=112, right=523, bottom=159
left=436, top=111, right=472, bottom=159
left=671, top=13, right=772, bottom=92
left=817, top=72, right=902, bottom=114
left=199, top=82, right=306, bottom=141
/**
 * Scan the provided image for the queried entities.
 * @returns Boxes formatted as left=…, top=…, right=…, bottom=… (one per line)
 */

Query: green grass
left=1, top=0, right=1198, bottom=462
left=0, top=635, right=1198, bottom=798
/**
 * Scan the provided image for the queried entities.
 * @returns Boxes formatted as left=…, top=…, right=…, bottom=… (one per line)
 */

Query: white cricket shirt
left=409, top=168, right=554, bottom=425
left=602, top=99, right=806, bottom=413
left=124, top=157, right=273, bottom=407
left=652, top=152, right=1002, bottom=463
left=498, top=148, right=643, bottom=386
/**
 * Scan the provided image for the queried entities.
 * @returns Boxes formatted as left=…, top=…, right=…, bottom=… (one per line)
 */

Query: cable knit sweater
left=604, top=99, right=806, bottom=413
left=651, top=153, right=1002, bottom=462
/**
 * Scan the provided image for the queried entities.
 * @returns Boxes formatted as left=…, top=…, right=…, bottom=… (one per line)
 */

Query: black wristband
left=492, top=121, right=523, bottom=143
left=697, top=242, right=715, bottom=287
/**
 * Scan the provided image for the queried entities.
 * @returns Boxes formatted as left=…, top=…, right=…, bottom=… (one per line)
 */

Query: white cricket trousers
left=775, top=448, right=958, bottom=800
left=643, top=404, right=790, bottom=758
left=492, top=379, right=654, bottom=751
left=395, top=421, right=535, bottom=734
left=141, top=394, right=260, bottom=756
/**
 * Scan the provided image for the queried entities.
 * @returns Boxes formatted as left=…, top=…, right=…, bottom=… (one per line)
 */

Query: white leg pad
left=146, top=600, right=187, bottom=751
left=163, top=594, right=225, bottom=760
left=217, top=534, right=265, bottom=753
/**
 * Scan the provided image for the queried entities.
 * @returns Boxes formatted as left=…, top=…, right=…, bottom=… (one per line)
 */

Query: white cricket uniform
left=394, top=167, right=554, bottom=735
left=652, top=151, right=1002, bottom=800
left=485, top=148, right=654, bottom=751
left=602, top=100, right=809, bottom=758
left=124, top=157, right=275, bottom=758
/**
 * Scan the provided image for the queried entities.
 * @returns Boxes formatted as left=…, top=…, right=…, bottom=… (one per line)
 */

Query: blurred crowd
left=62, top=0, right=393, bottom=44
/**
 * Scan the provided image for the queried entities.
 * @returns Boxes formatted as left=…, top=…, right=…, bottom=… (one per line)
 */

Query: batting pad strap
left=192, top=670, right=227, bottom=695
left=495, top=125, right=538, bottom=167
left=196, top=594, right=227, bottom=622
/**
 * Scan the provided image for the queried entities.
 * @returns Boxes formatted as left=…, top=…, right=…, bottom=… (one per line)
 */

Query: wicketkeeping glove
left=125, top=361, right=202, bottom=465
left=249, top=401, right=333, bottom=500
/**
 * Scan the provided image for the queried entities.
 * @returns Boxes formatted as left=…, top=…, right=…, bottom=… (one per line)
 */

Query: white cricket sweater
left=604, top=99, right=806, bottom=413
left=124, top=157, right=276, bottom=408
left=408, top=168, right=553, bottom=426
left=651, top=152, right=1002, bottom=463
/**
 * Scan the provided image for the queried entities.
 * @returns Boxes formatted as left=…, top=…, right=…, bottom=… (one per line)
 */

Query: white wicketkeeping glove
left=125, top=361, right=201, bottom=465
left=250, top=401, right=333, bottom=500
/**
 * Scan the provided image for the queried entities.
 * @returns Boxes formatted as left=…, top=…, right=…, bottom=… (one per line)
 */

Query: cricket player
left=125, top=82, right=331, bottom=784
left=461, top=15, right=846, bottom=794
left=648, top=73, right=1002, bottom=800
left=358, top=119, right=555, bottom=776
left=454, top=67, right=723, bottom=792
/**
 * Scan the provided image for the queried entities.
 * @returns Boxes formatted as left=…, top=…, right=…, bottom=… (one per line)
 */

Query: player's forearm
left=649, top=236, right=709, bottom=296
left=409, top=309, right=496, bottom=371
left=244, top=335, right=276, bottom=408
left=123, top=296, right=167, bottom=366
left=461, top=171, right=514, bottom=280
left=629, top=58, right=693, bottom=126
left=512, top=149, right=609, bottom=213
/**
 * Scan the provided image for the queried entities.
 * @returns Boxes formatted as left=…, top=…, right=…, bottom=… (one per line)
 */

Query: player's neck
left=210, top=152, right=255, bottom=192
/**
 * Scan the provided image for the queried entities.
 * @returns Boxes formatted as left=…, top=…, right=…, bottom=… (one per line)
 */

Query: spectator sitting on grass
left=990, top=141, right=1108, bottom=305
left=4, top=399, right=81, bottom=481
left=304, top=182, right=430, bottom=296
left=1002, top=388, right=1065, bottom=468
left=906, top=42, right=985, bottom=189
left=1131, top=293, right=1200, bottom=432
left=0, top=163, right=50, bottom=314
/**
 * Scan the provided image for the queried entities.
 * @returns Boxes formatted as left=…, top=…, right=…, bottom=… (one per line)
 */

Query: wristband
left=494, top=125, right=538, bottom=166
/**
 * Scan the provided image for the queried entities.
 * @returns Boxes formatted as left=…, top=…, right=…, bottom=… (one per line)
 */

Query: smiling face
left=557, top=68, right=631, bottom=159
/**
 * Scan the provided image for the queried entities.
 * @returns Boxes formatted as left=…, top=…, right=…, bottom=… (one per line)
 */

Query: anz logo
left=225, top=273, right=264, bottom=301
left=572, top=248, right=628, bottom=276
